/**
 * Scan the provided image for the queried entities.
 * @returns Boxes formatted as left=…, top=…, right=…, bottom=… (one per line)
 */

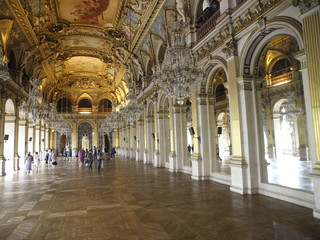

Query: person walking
left=88, top=150, right=93, bottom=170
left=51, top=149, right=57, bottom=170
left=24, top=152, right=33, bottom=174
left=34, top=152, right=40, bottom=173
left=97, top=150, right=102, bottom=170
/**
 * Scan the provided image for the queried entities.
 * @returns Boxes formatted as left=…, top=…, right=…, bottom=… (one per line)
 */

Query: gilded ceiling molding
left=5, top=0, right=38, bottom=46
left=5, top=0, right=56, bottom=83
left=130, top=0, right=166, bottom=55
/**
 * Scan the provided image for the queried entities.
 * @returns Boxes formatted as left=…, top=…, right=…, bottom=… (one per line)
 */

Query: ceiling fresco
left=65, top=35, right=110, bottom=50
left=0, top=0, right=185, bottom=105
left=57, top=0, right=119, bottom=26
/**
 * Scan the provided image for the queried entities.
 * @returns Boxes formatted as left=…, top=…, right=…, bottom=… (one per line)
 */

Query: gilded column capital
left=293, top=0, right=320, bottom=14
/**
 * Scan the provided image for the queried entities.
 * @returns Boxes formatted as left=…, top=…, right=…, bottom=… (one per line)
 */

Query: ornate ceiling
left=0, top=0, right=173, bottom=105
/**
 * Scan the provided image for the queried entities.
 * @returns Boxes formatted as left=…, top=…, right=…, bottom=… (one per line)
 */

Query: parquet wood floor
left=0, top=157, right=320, bottom=240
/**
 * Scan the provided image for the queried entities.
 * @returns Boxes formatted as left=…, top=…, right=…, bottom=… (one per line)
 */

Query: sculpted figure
left=176, top=0, right=186, bottom=22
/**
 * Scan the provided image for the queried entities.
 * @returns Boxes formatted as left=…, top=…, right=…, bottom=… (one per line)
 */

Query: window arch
left=57, top=98, right=72, bottom=113
left=78, top=99, right=92, bottom=108
left=98, top=99, right=112, bottom=112
left=215, top=84, right=226, bottom=102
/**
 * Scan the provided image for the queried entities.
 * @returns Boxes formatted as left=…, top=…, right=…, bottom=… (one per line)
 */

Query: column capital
left=294, top=49, right=307, bottom=70
left=237, top=76, right=253, bottom=91
left=173, top=105, right=187, bottom=114
left=222, top=39, right=238, bottom=59
left=196, top=94, right=208, bottom=106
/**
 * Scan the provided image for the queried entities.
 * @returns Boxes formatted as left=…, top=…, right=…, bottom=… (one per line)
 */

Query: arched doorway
left=4, top=99, right=16, bottom=174
left=251, top=34, right=311, bottom=191
left=77, top=122, right=93, bottom=151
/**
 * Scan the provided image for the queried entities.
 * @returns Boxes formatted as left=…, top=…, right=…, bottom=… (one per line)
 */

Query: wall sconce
left=42, top=139, right=44, bottom=142
left=4, top=134, right=9, bottom=143
left=29, top=137, right=32, bottom=142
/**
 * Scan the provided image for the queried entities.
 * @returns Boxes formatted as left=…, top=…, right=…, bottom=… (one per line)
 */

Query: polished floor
left=0, top=157, right=320, bottom=240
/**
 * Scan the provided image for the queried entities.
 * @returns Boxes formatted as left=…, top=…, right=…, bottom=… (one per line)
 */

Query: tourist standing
left=88, top=150, right=93, bottom=170
left=24, top=152, right=33, bottom=174
left=34, top=152, right=40, bottom=173
left=97, top=150, right=102, bottom=170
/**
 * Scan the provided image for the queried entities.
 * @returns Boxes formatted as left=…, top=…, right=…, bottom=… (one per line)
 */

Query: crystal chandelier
left=153, top=20, right=204, bottom=105
left=119, top=81, right=143, bottom=122
left=20, top=78, right=50, bottom=125
left=99, top=111, right=125, bottom=134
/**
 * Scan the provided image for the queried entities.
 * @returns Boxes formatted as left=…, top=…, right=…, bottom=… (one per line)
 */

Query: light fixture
left=153, top=20, right=204, bottom=105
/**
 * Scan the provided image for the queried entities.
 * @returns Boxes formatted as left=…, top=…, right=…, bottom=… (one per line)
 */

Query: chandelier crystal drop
left=153, top=20, right=204, bottom=105
left=119, top=81, right=143, bottom=122
left=99, top=111, right=125, bottom=134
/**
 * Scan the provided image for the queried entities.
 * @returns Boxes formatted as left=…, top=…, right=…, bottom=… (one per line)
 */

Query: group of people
left=77, top=146, right=103, bottom=170
left=24, top=146, right=117, bottom=173
left=24, top=149, right=57, bottom=174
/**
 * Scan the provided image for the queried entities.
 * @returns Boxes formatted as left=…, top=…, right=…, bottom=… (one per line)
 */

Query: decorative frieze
left=222, top=39, right=237, bottom=59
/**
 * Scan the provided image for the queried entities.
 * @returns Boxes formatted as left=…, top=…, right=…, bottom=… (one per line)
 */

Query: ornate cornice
left=194, top=0, right=283, bottom=61
left=292, top=0, right=320, bottom=14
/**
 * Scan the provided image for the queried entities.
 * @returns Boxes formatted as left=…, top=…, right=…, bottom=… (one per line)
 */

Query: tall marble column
left=125, top=124, right=131, bottom=158
left=169, top=104, right=187, bottom=172
left=13, top=105, right=20, bottom=170
left=293, top=1, right=320, bottom=219
left=136, top=119, right=144, bottom=161
left=223, top=42, right=256, bottom=194
left=144, top=117, right=153, bottom=164
left=191, top=95, right=215, bottom=180
left=0, top=97, right=6, bottom=176
left=130, top=122, right=136, bottom=159
left=154, top=112, right=165, bottom=167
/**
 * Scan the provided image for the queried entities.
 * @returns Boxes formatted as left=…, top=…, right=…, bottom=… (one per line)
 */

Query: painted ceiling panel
left=67, top=56, right=105, bottom=74
left=65, top=35, right=109, bottom=50
left=57, top=0, right=118, bottom=26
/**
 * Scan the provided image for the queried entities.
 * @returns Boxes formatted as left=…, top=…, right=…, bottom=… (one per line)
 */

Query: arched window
left=57, top=98, right=72, bottom=113
left=78, top=99, right=92, bottom=113
left=98, top=99, right=112, bottom=112
left=215, top=84, right=226, bottom=102
left=271, top=58, right=292, bottom=78
left=79, top=99, right=92, bottom=108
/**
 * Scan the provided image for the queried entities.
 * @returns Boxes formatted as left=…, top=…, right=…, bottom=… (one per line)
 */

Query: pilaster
left=145, top=116, right=154, bottom=164
left=136, top=119, right=144, bottom=161
left=169, top=105, right=187, bottom=172
left=293, top=1, right=320, bottom=219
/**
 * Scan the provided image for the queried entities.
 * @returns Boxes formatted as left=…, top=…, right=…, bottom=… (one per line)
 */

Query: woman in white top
left=34, top=152, right=40, bottom=173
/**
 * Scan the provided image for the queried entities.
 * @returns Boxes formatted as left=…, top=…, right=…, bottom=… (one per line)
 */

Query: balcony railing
left=196, top=7, right=220, bottom=41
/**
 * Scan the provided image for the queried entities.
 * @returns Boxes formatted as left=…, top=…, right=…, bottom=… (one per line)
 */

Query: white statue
left=176, top=0, right=186, bottom=22
left=82, top=135, right=89, bottom=150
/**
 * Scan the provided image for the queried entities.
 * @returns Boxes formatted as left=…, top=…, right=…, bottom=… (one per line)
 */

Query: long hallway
left=0, top=157, right=320, bottom=240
